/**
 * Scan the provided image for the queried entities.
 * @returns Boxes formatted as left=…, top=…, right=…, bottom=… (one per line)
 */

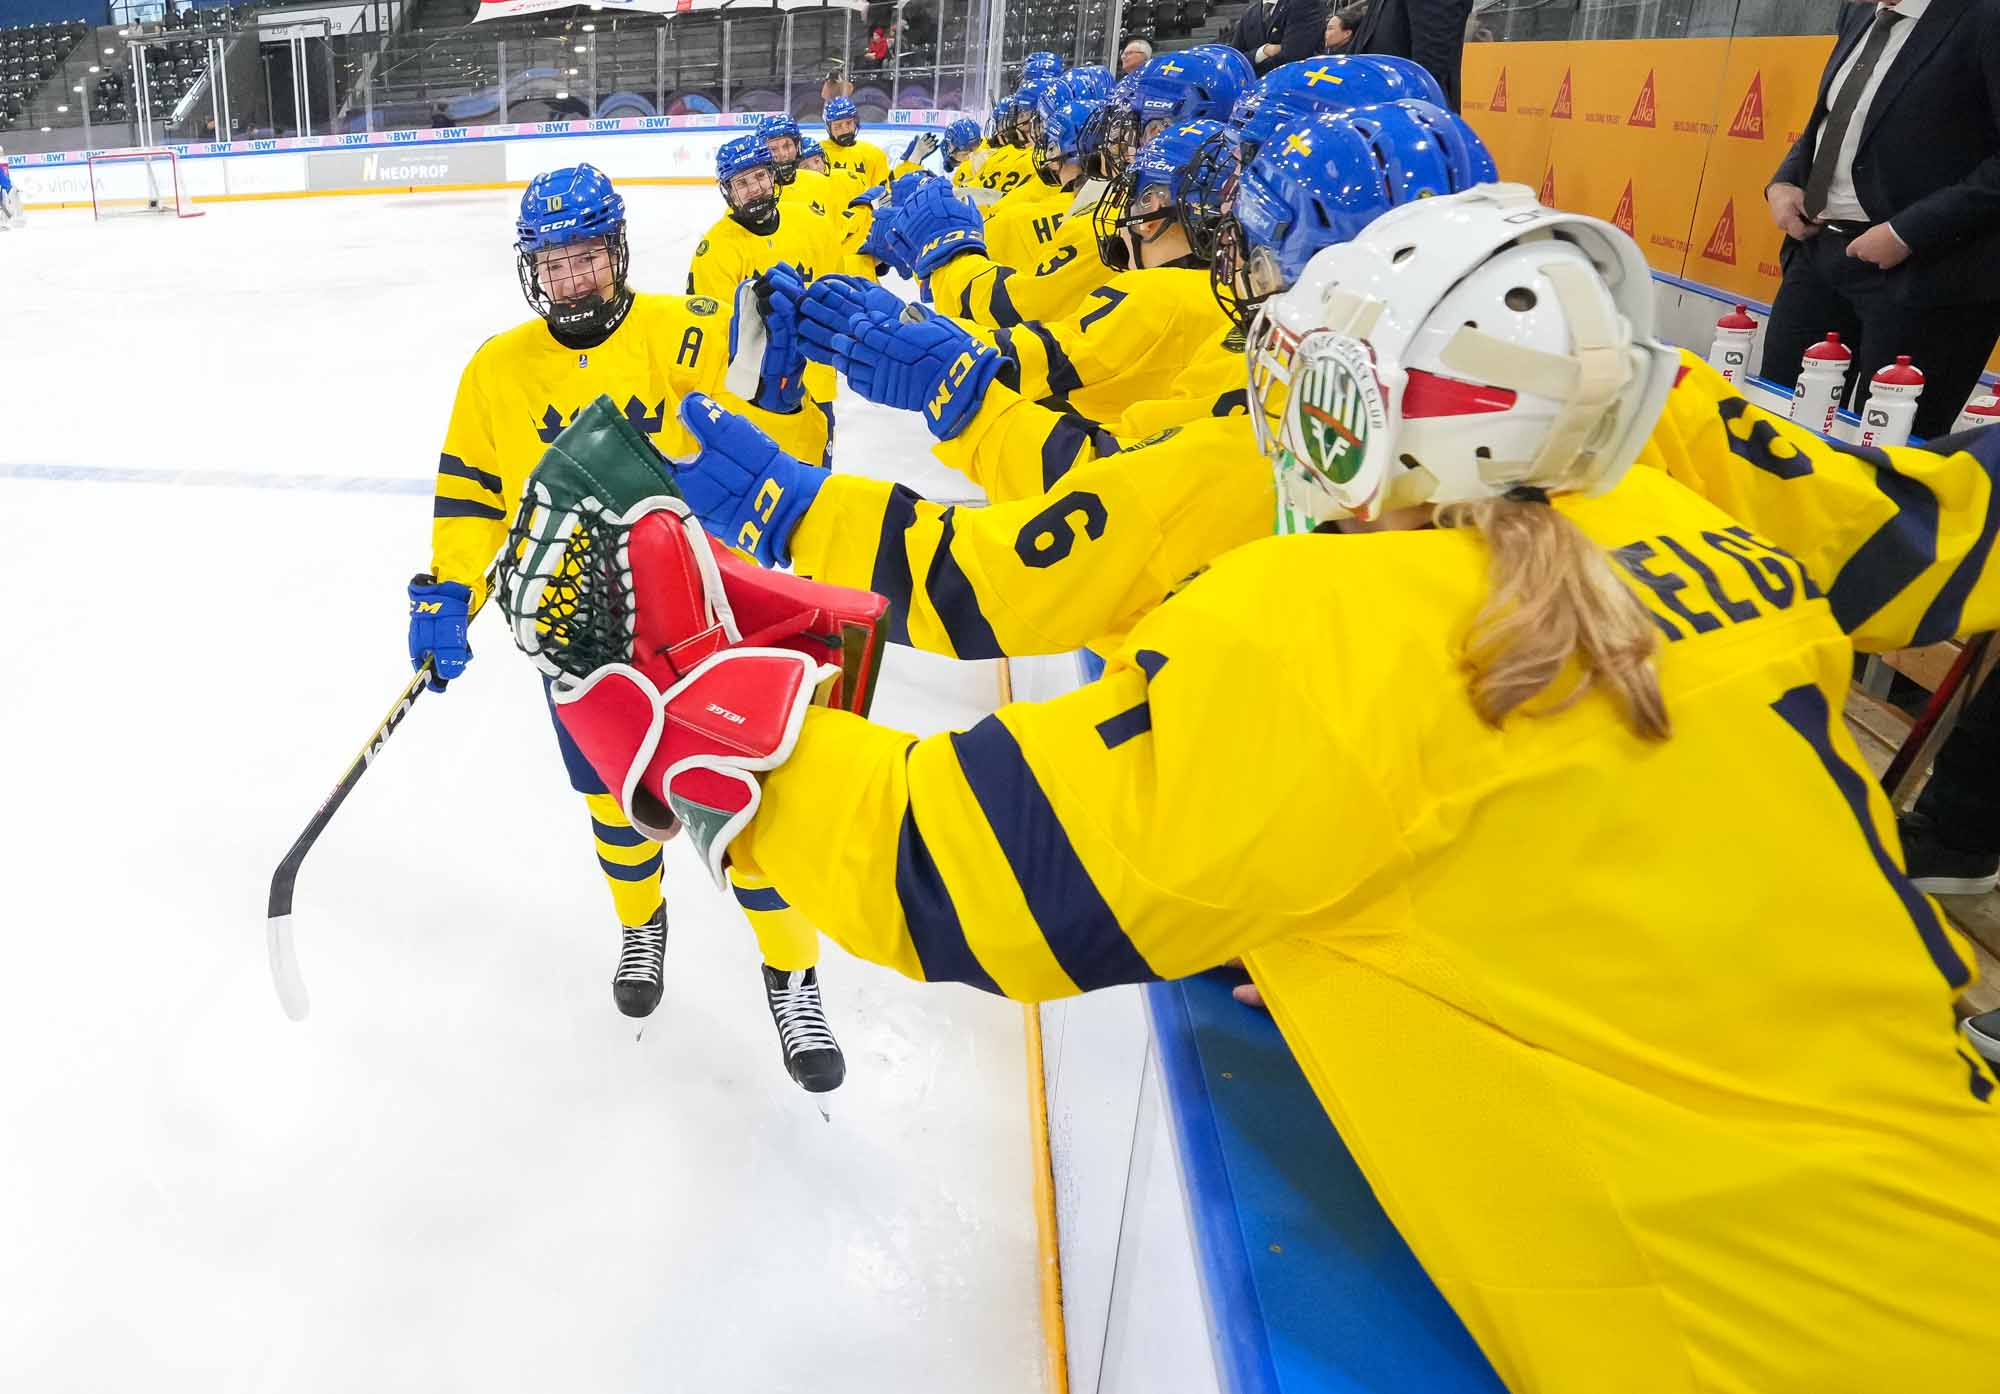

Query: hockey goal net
left=89, top=148, right=203, bottom=220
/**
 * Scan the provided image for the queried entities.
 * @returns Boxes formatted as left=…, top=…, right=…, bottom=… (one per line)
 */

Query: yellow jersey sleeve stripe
left=950, top=714, right=1161, bottom=990
left=922, top=508, right=1006, bottom=659
left=1042, top=414, right=1122, bottom=489
left=434, top=497, right=507, bottom=520
left=893, top=797, right=1003, bottom=992
left=867, top=486, right=922, bottom=645
left=437, top=452, right=503, bottom=496
left=904, top=732, right=1081, bottom=996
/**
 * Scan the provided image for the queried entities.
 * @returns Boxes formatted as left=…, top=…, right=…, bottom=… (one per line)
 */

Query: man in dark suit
left=1347, top=0, right=1472, bottom=109
left=1761, top=0, right=2000, bottom=438
left=1232, top=0, right=1330, bottom=76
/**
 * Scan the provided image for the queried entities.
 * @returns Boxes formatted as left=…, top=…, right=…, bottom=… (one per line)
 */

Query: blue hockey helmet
left=1065, top=64, right=1116, bottom=100
left=987, top=94, right=1019, bottom=145
left=944, top=115, right=984, bottom=165
left=1237, top=57, right=1415, bottom=163
left=1356, top=55, right=1449, bottom=108
left=798, top=133, right=827, bottom=170
left=825, top=95, right=860, bottom=145
left=1214, top=102, right=1497, bottom=327
left=1033, top=75, right=1108, bottom=187
left=515, top=164, right=631, bottom=336
left=1010, top=78, right=1057, bottom=146
left=1092, top=117, right=1233, bottom=272
left=757, top=112, right=805, bottom=182
left=716, top=134, right=780, bottom=223
left=1022, top=50, right=1065, bottom=82
left=1129, top=45, right=1254, bottom=135
left=1080, top=73, right=1141, bottom=180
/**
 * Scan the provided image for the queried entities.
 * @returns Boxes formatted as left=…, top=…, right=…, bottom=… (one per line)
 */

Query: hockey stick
left=265, top=567, right=498, bottom=1020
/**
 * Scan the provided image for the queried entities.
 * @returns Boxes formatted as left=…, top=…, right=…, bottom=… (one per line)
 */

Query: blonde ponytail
left=1435, top=496, right=1671, bottom=742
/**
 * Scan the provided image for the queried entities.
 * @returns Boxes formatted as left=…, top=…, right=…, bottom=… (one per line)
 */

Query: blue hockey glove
left=728, top=263, right=810, bottom=414
left=797, top=274, right=907, bottom=365
left=887, top=179, right=986, bottom=280
left=407, top=574, right=473, bottom=692
left=676, top=392, right=829, bottom=569
left=827, top=306, right=1005, bottom=442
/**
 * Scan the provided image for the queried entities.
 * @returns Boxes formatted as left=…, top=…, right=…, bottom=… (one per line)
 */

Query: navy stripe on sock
left=733, top=883, right=790, bottom=913
left=598, top=851, right=664, bottom=883
left=592, top=818, right=648, bottom=849
left=434, top=497, right=507, bottom=521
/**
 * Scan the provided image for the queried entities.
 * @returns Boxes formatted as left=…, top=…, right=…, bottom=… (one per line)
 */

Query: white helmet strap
left=1432, top=257, right=1632, bottom=486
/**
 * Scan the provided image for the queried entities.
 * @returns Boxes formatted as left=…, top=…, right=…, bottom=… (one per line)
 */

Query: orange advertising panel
left=1460, top=42, right=1565, bottom=192
left=1681, top=35, right=1836, bottom=303
left=1538, top=39, right=1734, bottom=276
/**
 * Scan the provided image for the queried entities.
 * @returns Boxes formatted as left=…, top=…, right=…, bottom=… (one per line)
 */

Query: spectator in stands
left=1759, top=0, right=2000, bottom=439
left=862, top=26, right=892, bottom=66
left=1120, top=38, right=1154, bottom=74
left=1232, top=0, right=1330, bottom=75
left=1348, top=0, right=1473, bottom=107
left=1325, top=3, right=1367, bottom=50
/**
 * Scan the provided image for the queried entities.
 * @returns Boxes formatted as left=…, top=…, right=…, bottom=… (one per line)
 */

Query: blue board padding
left=1146, top=973, right=1506, bottom=1394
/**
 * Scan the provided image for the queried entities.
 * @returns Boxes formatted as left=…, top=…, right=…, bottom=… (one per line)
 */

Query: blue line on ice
left=0, top=462, right=428, bottom=495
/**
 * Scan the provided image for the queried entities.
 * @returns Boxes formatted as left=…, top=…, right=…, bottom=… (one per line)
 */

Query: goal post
left=88, top=148, right=204, bottom=220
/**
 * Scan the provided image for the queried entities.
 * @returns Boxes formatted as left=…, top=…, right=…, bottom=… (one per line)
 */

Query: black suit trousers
left=1917, top=668, right=2000, bottom=856
left=1759, top=232, right=2000, bottom=440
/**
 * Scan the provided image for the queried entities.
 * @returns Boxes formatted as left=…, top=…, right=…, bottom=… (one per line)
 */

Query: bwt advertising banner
left=307, top=143, right=509, bottom=191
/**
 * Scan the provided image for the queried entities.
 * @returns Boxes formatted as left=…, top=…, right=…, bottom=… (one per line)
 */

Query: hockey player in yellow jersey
left=819, top=97, right=887, bottom=195
left=509, top=185, right=2000, bottom=1392
left=408, top=165, right=846, bottom=1094
left=694, top=106, right=1494, bottom=666
left=689, top=135, right=842, bottom=451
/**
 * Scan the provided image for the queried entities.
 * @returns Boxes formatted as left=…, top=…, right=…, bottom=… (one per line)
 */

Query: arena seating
left=0, top=19, right=89, bottom=134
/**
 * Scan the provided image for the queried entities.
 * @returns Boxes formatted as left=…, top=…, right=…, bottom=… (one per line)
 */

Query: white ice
left=0, top=191, right=1045, bottom=1393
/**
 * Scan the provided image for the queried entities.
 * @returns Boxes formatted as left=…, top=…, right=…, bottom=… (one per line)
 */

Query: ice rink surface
left=0, top=190, right=1045, bottom=1393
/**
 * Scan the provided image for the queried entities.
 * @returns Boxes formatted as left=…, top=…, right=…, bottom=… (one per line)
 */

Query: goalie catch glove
left=726, top=263, right=810, bottom=415
left=814, top=304, right=1003, bottom=441
left=499, top=396, right=890, bottom=885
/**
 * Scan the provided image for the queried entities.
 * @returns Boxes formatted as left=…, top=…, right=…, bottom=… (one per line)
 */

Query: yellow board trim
left=1025, top=1000, right=1069, bottom=1394
left=23, top=175, right=711, bottom=212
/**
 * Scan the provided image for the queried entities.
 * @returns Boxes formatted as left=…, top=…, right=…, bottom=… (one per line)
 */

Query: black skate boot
left=761, top=965, right=846, bottom=1093
left=612, top=904, right=668, bottom=1018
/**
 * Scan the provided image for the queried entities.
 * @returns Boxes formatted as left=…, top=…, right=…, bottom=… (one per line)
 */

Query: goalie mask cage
left=88, top=148, right=204, bottom=220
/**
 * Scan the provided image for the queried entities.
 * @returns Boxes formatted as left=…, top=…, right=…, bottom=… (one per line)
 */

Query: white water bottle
left=1858, top=356, right=1925, bottom=447
left=1951, top=389, right=2000, bottom=435
left=1791, top=333, right=1852, bottom=435
left=1707, top=304, right=1759, bottom=384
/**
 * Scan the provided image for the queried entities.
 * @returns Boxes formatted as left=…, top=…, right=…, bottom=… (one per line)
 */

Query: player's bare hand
left=1227, top=958, right=1267, bottom=1011
left=1765, top=183, right=1818, bottom=242
left=1845, top=222, right=1911, bottom=269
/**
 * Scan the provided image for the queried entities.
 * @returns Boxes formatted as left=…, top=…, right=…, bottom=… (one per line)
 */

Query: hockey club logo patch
left=687, top=296, right=720, bottom=317
left=1289, top=334, right=1383, bottom=489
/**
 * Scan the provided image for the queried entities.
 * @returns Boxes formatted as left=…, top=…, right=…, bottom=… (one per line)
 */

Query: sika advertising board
left=1682, top=35, right=1837, bottom=304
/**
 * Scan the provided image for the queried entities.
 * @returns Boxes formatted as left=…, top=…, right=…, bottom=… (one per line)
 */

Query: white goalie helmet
left=1247, top=182, right=1681, bottom=530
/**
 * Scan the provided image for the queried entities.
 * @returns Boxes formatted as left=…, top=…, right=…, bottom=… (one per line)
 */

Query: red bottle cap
left=1716, top=304, right=1758, bottom=331
left=1871, top=354, right=1925, bottom=386
left=1802, top=332, right=1852, bottom=363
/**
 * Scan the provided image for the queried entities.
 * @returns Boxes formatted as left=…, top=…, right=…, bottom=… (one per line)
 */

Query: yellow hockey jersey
left=969, top=142, right=1034, bottom=197
left=980, top=179, right=1071, bottom=267
left=734, top=462, right=2000, bottom=1393
left=688, top=206, right=841, bottom=411
left=1642, top=356, right=2000, bottom=652
left=787, top=416, right=1268, bottom=658
left=928, top=194, right=1116, bottom=328
left=428, top=292, right=826, bottom=600
left=822, top=137, right=888, bottom=197
left=982, top=266, right=1233, bottom=423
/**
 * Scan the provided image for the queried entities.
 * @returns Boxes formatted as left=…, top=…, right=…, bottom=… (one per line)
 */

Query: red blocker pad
left=554, top=650, right=827, bottom=886
left=551, top=502, right=892, bottom=882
